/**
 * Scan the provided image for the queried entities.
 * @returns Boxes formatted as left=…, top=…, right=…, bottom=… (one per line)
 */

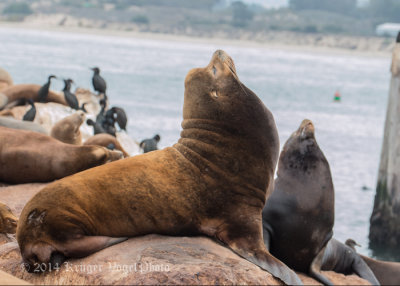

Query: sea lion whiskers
left=222, top=60, right=249, bottom=97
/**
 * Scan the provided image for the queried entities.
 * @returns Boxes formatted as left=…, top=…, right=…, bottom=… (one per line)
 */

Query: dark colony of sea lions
left=0, top=50, right=399, bottom=285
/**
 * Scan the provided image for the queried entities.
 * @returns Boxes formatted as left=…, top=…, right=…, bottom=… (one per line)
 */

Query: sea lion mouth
left=298, top=119, right=315, bottom=139
left=212, top=50, right=237, bottom=75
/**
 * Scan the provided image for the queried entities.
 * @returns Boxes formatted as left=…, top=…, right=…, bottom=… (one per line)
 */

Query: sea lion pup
left=16, top=50, right=302, bottom=285
left=262, top=119, right=335, bottom=285
left=84, top=133, right=129, bottom=157
left=50, top=111, right=85, bottom=145
left=0, top=202, right=18, bottom=234
left=0, top=117, right=48, bottom=135
left=140, top=134, right=161, bottom=153
left=0, top=84, right=67, bottom=110
left=0, top=126, right=123, bottom=184
left=345, top=239, right=400, bottom=285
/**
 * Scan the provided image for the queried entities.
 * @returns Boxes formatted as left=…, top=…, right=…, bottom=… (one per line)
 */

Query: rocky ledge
left=0, top=183, right=370, bottom=285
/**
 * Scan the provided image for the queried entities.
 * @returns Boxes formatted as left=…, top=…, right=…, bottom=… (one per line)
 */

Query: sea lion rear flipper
left=310, top=246, right=334, bottom=285
left=228, top=241, right=303, bottom=285
left=61, top=236, right=128, bottom=258
left=352, top=255, right=380, bottom=285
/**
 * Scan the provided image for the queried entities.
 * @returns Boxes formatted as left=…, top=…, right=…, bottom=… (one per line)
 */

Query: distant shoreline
left=0, top=19, right=393, bottom=59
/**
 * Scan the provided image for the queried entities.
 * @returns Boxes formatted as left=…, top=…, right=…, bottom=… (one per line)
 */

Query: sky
left=238, top=0, right=369, bottom=9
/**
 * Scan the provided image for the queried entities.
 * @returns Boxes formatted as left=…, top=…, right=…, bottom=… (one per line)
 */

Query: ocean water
left=0, top=27, right=393, bottom=260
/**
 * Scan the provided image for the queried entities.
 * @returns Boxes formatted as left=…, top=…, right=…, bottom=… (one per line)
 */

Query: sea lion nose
left=214, top=50, right=227, bottom=61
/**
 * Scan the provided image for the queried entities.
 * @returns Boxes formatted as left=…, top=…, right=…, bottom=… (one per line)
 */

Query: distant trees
left=368, top=0, right=400, bottom=22
left=289, top=0, right=357, bottom=14
left=231, top=1, right=254, bottom=28
left=2, top=2, right=33, bottom=15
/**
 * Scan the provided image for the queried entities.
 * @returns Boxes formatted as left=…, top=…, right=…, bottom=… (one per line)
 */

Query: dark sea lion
left=50, top=111, right=85, bottom=145
left=0, top=84, right=67, bottom=109
left=84, top=133, right=129, bottom=157
left=320, top=239, right=379, bottom=285
left=16, top=50, right=302, bottom=285
left=0, top=117, right=48, bottom=135
left=0, top=126, right=123, bottom=184
left=262, top=119, right=335, bottom=285
left=345, top=239, right=400, bottom=285
left=0, top=201, right=18, bottom=234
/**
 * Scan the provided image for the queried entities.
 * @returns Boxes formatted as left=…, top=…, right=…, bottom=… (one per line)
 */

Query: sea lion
left=0, top=84, right=67, bottom=110
left=0, top=126, right=123, bottom=184
left=50, top=111, right=85, bottom=145
left=84, top=133, right=129, bottom=157
left=0, top=67, right=13, bottom=92
left=262, top=119, right=335, bottom=285
left=345, top=239, right=400, bottom=285
left=140, top=134, right=160, bottom=153
left=16, top=50, right=302, bottom=285
left=0, top=202, right=18, bottom=234
left=0, top=117, right=48, bottom=135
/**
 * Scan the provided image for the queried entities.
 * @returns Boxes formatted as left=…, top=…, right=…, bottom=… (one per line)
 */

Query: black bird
left=111, top=107, right=128, bottom=131
left=22, top=99, right=36, bottom=122
left=91, top=67, right=107, bottom=95
left=38, top=75, right=57, bottom=102
left=87, top=119, right=107, bottom=135
left=139, top=134, right=161, bottom=153
left=63, top=79, right=79, bottom=110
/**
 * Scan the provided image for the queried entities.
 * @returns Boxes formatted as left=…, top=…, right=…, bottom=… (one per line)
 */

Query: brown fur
left=50, top=111, right=85, bottom=145
left=16, top=50, right=301, bottom=285
left=84, top=133, right=129, bottom=157
left=360, top=254, right=400, bottom=285
left=0, top=126, right=123, bottom=184
left=0, top=84, right=67, bottom=108
left=0, top=201, right=18, bottom=234
left=0, top=67, right=13, bottom=92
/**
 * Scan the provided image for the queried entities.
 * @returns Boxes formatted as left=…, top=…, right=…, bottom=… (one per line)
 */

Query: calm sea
left=0, top=27, right=394, bottom=260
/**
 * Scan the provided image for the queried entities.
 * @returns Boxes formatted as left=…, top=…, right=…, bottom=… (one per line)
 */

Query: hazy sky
left=240, top=0, right=369, bottom=8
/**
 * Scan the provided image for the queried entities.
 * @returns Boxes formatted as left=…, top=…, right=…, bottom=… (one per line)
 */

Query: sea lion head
left=0, top=202, right=18, bottom=234
left=278, top=119, right=328, bottom=177
left=182, top=50, right=279, bottom=178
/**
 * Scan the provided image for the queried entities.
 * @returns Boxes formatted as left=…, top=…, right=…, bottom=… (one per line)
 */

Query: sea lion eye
left=212, top=66, right=217, bottom=75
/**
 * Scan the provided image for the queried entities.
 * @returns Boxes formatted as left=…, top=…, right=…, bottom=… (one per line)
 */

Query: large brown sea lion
left=0, top=201, right=18, bottom=234
left=16, top=50, right=302, bottom=285
left=84, top=133, right=129, bottom=157
left=50, top=111, right=85, bottom=145
left=262, top=120, right=379, bottom=285
left=345, top=239, right=400, bottom=285
left=0, top=84, right=67, bottom=110
left=0, top=126, right=123, bottom=184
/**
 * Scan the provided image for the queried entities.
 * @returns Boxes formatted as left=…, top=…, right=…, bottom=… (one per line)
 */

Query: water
left=0, top=27, right=393, bottom=260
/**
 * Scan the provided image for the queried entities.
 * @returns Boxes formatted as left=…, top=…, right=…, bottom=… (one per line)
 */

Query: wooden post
left=369, top=33, right=400, bottom=249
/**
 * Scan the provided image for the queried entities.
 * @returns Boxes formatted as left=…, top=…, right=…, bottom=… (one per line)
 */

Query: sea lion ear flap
left=27, top=209, right=46, bottom=226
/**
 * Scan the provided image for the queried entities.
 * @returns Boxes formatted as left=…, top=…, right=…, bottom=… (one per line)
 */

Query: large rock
left=0, top=235, right=370, bottom=285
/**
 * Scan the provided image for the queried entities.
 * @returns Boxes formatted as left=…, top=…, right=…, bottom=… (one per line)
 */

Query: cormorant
left=111, top=107, right=128, bottom=131
left=22, top=99, right=36, bottom=122
left=87, top=119, right=107, bottom=135
left=91, top=67, right=107, bottom=95
left=38, top=75, right=57, bottom=102
left=139, top=134, right=160, bottom=153
left=63, top=79, right=79, bottom=110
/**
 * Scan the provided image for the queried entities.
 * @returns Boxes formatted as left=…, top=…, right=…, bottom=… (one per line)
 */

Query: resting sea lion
left=0, top=117, right=48, bottom=135
left=262, top=119, right=335, bottom=285
left=345, top=239, right=400, bottom=285
left=140, top=134, right=160, bottom=153
left=0, top=126, right=123, bottom=184
left=84, top=133, right=129, bottom=157
left=0, top=67, right=13, bottom=92
left=0, top=84, right=67, bottom=109
left=0, top=202, right=18, bottom=234
left=50, top=111, right=85, bottom=145
left=16, top=50, right=302, bottom=285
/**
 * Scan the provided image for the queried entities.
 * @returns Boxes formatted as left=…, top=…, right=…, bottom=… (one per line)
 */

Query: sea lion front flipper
left=352, top=255, right=380, bottom=285
left=60, top=236, right=128, bottom=258
left=310, top=246, right=334, bottom=285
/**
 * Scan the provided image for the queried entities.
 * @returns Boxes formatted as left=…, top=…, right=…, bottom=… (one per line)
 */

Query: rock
left=0, top=269, right=30, bottom=285
left=0, top=235, right=371, bottom=285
